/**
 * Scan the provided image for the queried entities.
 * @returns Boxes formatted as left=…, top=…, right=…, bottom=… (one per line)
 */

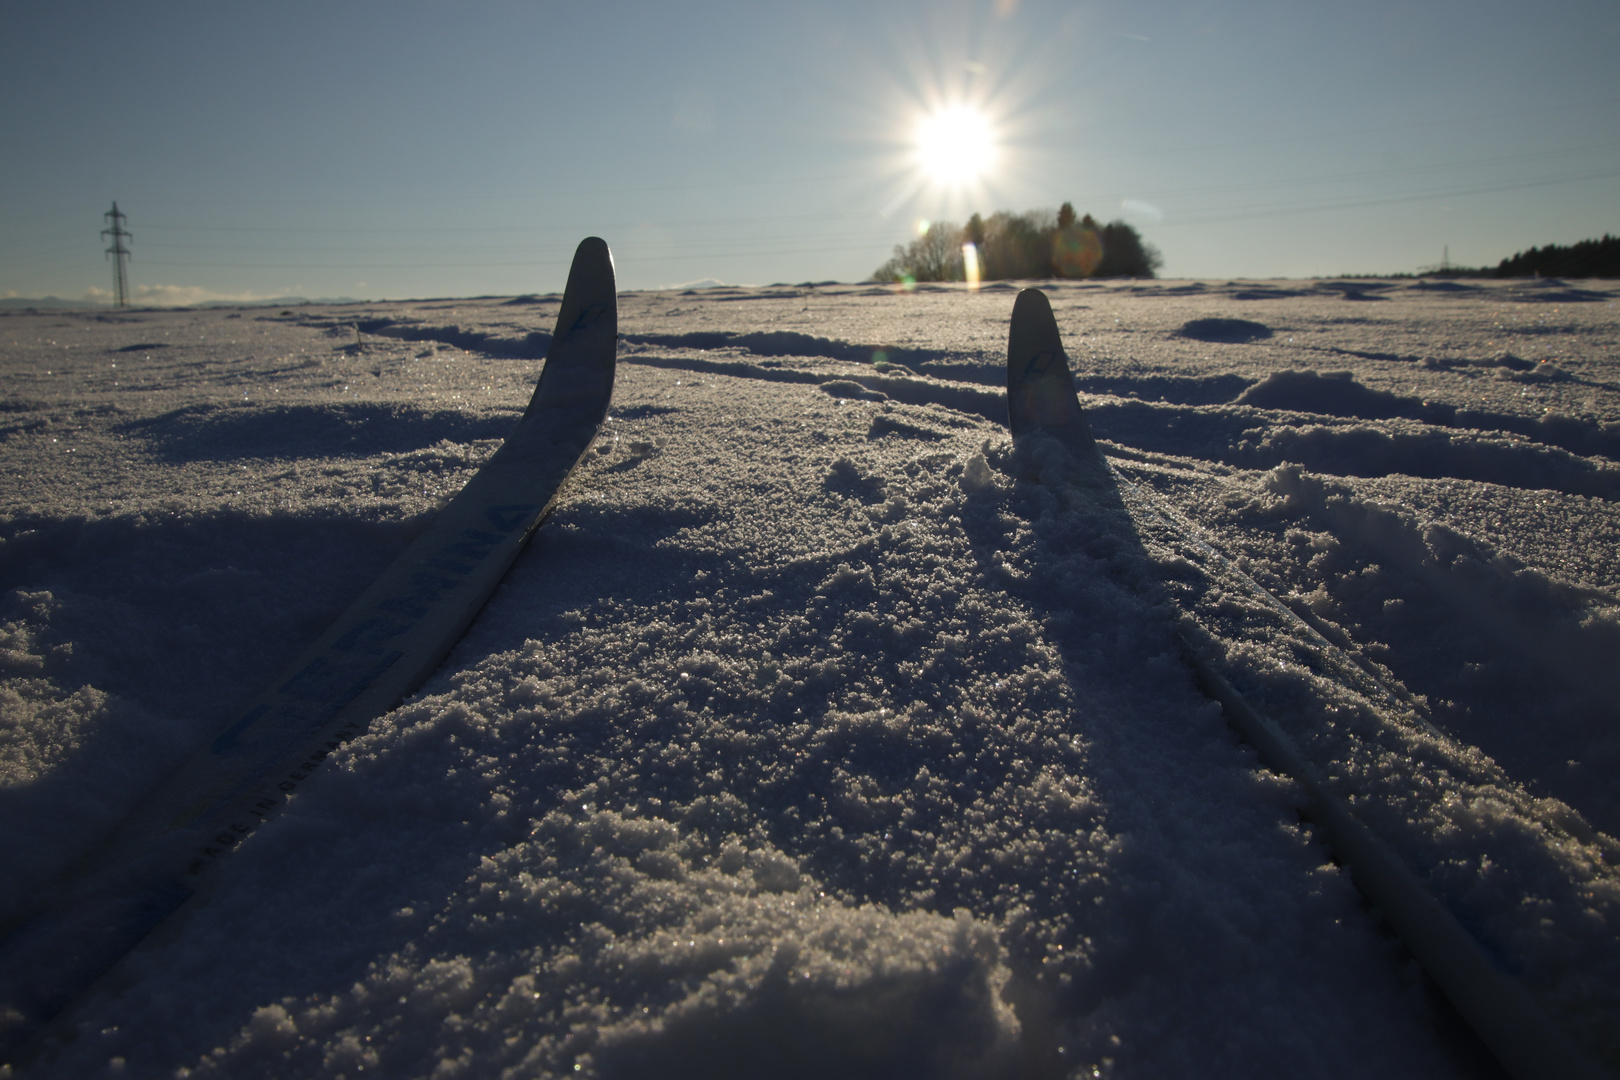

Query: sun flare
left=914, top=105, right=997, bottom=187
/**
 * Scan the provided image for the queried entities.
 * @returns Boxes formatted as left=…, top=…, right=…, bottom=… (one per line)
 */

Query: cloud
left=1121, top=198, right=1165, bottom=223
left=661, top=278, right=728, bottom=291
left=83, top=283, right=287, bottom=307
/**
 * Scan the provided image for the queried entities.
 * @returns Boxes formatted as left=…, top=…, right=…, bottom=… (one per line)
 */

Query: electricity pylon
left=102, top=202, right=132, bottom=308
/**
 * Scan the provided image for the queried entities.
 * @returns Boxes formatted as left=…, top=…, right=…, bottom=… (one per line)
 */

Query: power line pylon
left=102, top=202, right=132, bottom=308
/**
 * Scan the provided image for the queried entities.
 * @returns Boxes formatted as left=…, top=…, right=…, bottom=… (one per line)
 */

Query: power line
left=123, top=163, right=1620, bottom=271
left=132, top=207, right=884, bottom=236
left=1152, top=167, right=1620, bottom=229
left=137, top=240, right=892, bottom=270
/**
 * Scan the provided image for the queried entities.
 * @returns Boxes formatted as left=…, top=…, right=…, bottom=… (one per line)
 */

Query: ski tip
left=572, top=236, right=614, bottom=278
left=560, top=237, right=616, bottom=311
left=1010, top=286, right=1055, bottom=333
left=1006, top=288, right=1094, bottom=448
left=524, top=239, right=618, bottom=420
left=544, top=237, right=618, bottom=365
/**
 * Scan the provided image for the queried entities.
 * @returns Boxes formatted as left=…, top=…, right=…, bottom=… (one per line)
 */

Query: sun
left=914, top=105, right=997, bottom=187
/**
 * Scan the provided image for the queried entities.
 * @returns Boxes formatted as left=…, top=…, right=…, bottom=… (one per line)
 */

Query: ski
left=0, top=237, right=618, bottom=1066
left=1006, top=287, right=1094, bottom=453
left=1003, top=286, right=1609, bottom=1080
left=1006, top=288, right=1117, bottom=502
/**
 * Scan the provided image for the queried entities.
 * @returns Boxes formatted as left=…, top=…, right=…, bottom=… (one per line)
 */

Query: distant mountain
left=0, top=296, right=107, bottom=311
left=190, top=297, right=363, bottom=308
left=0, top=295, right=363, bottom=312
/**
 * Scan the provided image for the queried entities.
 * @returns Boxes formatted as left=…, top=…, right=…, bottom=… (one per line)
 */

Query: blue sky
left=2, top=0, right=1616, bottom=302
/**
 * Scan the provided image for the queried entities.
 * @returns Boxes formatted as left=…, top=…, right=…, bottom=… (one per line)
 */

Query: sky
left=1, top=0, right=1617, bottom=303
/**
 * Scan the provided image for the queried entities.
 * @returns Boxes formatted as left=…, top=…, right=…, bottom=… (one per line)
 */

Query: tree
left=1097, top=220, right=1162, bottom=278
left=1495, top=234, right=1620, bottom=278
left=965, top=212, right=986, bottom=248
left=980, top=210, right=1051, bottom=280
left=871, top=221, right=965, bottom=283
left=872, top=204, right=1160, bottom=282
left=1052, top=213, right=1103, bottom=277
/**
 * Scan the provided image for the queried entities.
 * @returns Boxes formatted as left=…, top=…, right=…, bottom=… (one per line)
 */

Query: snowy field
left=1, top=274, right=1617, bottom=1078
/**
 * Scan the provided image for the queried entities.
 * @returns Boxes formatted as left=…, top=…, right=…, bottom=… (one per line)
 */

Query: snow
left=1, top=275, right=1617, bottom=1078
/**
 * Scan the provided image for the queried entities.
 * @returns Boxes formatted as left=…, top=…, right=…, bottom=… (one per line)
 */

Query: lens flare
left=915, top=105, right=996, bottom=187
left=1052, top=227, right=1103, bottom=278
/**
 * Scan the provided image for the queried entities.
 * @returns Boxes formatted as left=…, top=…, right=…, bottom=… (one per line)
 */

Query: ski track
left=0, top=278, right=1616, bottom=1078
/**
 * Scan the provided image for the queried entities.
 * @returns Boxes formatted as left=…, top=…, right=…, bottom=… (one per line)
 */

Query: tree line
left=872, top=203, right=1162, bottom=284
left=1416, top=234, right=1620, bottom=279
left=1492, top=234, right=1619, bottom=278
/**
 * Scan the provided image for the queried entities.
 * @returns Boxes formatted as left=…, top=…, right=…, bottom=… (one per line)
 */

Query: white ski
left=0, top=237, right=618, bottom=1066
left=1004, top=285, right=1610, bottom=1080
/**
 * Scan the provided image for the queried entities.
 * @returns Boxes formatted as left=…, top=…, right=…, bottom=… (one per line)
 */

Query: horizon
left=3, top=0, right=1617, bottom=305
left=4, top=251, right=1609, bottom=313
